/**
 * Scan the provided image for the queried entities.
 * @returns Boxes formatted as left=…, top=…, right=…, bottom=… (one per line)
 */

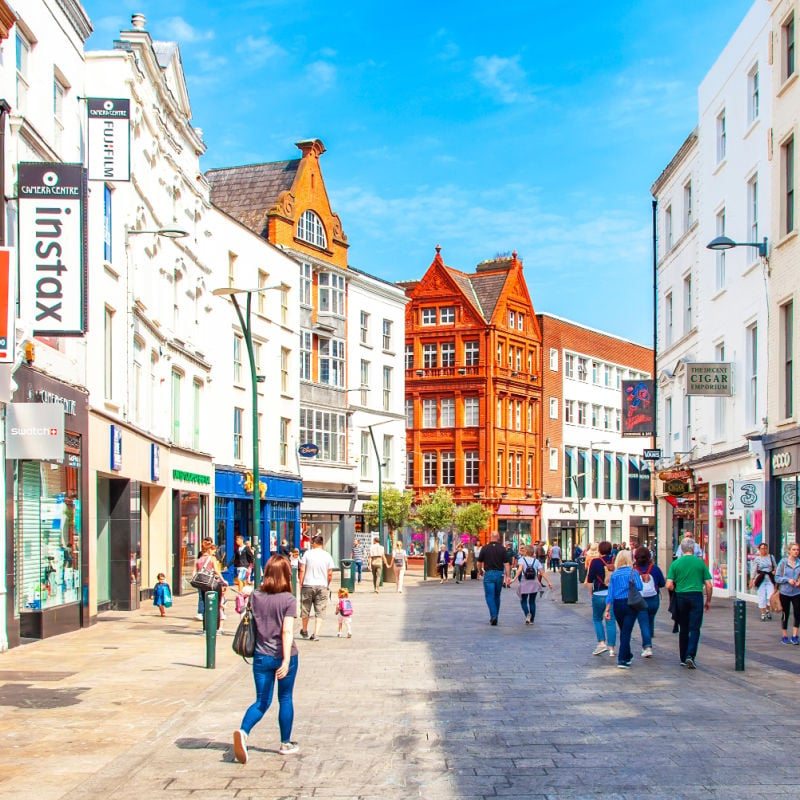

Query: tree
left=454, top=503, right=490, bottom=543
left=413, top=487, right=456, bottom=535
left=362, top=487, right=413, bottom=540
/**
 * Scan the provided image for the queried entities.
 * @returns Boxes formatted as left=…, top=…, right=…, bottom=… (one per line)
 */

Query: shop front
left=497, top=503, right=538, bottom=549
left=172, top=453, right=213, bottom=596
left=5, top=367, right=89, bottom=647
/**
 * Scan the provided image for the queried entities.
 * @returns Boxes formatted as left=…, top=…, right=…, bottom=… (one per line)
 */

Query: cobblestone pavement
left=1, top=571, right=799, bottom=800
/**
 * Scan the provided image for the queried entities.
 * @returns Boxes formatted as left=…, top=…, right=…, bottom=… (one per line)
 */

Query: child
left=335, top=588, right=353, bottom=638
left=153, top=573, right=172, bottom=617
left=235, top=582, right=254, bottom=617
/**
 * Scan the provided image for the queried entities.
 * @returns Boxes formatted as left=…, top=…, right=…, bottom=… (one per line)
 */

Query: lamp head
left=706, top=235, right=736, bottom=251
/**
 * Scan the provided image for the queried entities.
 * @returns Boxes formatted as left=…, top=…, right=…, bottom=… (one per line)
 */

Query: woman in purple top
left=604, top=549, right=643, bottom=669
left=233, top=555, right=299, bottom=764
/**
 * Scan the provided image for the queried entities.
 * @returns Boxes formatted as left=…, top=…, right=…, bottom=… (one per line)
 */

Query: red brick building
left=403, top=249, right=543, bottom=545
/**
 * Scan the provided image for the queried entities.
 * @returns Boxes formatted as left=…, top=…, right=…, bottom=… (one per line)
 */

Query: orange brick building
left=403, top=249, right=543, bottom=545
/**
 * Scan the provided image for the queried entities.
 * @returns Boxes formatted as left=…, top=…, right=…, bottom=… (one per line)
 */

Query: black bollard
left=733, top=598, right=746, bottom=671
left=204, top=590, right=218, bottom=669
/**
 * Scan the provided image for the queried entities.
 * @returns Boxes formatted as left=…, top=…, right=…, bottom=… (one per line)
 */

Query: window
left=592, top=404, right=601, bottom=428
left=299, top=408, right=346, bottom=461
left=382, top=319, right=393, bottom=350
left=508, top=347, right=513, bottom=368
left=496, top=398, right=503, bottom=427
left=517, top=312, right=524, bottom=330
left=360, top=360, right=370, bottom=405
left=664, top=205, right=673, bottom=251
left=319, top=337, right=345, bottom=387
left=564, top=448, right=573, bottom=497
left=15, top=30, right=31, bottom=111
left=405, top=398, right=414, bottom=428
left=300, top=262, right=312, bottom=306
left=103, top=185, right=112, bottom=263
left=281, top=347, right=290, bottom=393
left=465, top=397, right=479, bottom=427
left=748, top=175, right=759, bottom=250
left=527, top=402, right=533, bottom=432
left=616, top=454, right=624, bottom=499
left=508, top=399, right=514, bottom=428
left=592, top=361, right=600, bottom=385
left=577, top=401, right=587, bottom=425
left=527, top=454, right=533, bottom=488
left=228, top=251, right=237, bottom=287
left=748, top=65, right=759, bottom=123
left=549, top=348, right=558, bottom=371
left=783, top=14, right=796, bottom=82
left=603, top=453, right=612, bottom=499
left=782, top=136, right=795, bottom=236
left=171, top=369, right=182, bottom=444
left=507, top=453, right=513, bottom=485
left=422, top=308, right=436, bottom=325
left=549, top=448, right=558, bottom=471
left=233, top=407, right=243, bottom=460
left=299, top=330, right=312, bottom=381
left=279, top=418, right=289, bottom=467
left=360, top=311, right=369, bottom=344
left=716, top=111, right=726, bottom=163
left=616, top=367, right=622, bottom=389
left=577, top=357, right=587, bottom=381
left=591, top=453, right=600, bottom=499
left=423, top=452, right=437, bottom=486
left=683, top=181, right=693, bottom=231
left=383, top=436, right=392, bottom=480
left=406, top=451, right=414, bottom=486
left=280, top=286, right=289, bottom=324
left=604, top=364, right=612, bottom=387
left=564, top=399, right=574, bottom=424
left=423, top=344, right=437, bottom=368
left=549, top=398, right=558, bottom=419
left=465, top=340, right=479, bottom=366
left=746, top=323, right=758, bottom=428
left=233, top=335, right=244, bottom=384
left=405, top=344, right=413, bottom=370
left=515, top=453, right=522, bottom=486
left=257, top=270, right=269, bottom=314
left=132, top=339, right=143, bottom=424
left=441, top=342, right=455, bottom=367
left=664, top=398, right=673, bottom=458
left=683, top=275, right=692, bottom=333
left=577, top=450, right=587, bottom=497
left=441, top=451, right=455, bottom=485
left=715, top=209, right=726, bottom=290
left=318, top=272, right=345, bottom=315
left=515, top=348, right=522, bottom=371
left=604, top=407, right=612, bottom=430
left=782, top=302, right=794, bottom=419
left=564, top=353, right=574, bottom=378
left=508, top=310, right=515, bottom=328
left=440, top=306, right=455, bottom=324
left=497, top=343, right=503, bottom=364
left=383, top=366, right=392, bottom=411
left=715, top=342, right=726, bottom=439
left=465, top=451, right=479, bottom=485
left=297, top=209, right=326, bottom=248
left=423, top=399, right=437, bottom=428
left=360, top=432, right=370, bottom=478
left=628, top=456, right=641, bottom=501
left=192, top=380, right=202, bottom=450
left=104, top=307, right=114, bottom=399
left=665, top=292, right=673, bottom=346
left=497, top=451, right=503, bottom=485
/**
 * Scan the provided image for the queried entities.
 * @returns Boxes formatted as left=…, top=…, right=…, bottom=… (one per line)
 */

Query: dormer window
left=297, top=209, right=327, bottom=248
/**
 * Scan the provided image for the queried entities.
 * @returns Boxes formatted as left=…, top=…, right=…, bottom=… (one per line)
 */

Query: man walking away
left=666, top=537, right=712, bottom=669
left=351, top=537, right=365, bottom=584
left=477, top=531, right=511, bottom=625
left=298, top=535, right=334, bottom=641
left=550, top=543, right=562, bottom=572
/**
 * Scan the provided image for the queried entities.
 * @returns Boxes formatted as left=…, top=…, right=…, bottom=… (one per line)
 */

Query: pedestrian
left=477, top=530, right=512, bottom=625
left=775, top=541, right=800, bottom=645
left=665, top=537, right=713, bottom=669
left=572, top=543, right=583, bottom=561
left=335, top=588, right=354, bottom=638
left=437, top=544, right=450, bottom=583
left=369, top=536, right=388, bottom=593
left=152, top=572, right=172, bottom=617
left=604, top=549, right=643, bottom=669
left=236, top=582, right=254, bottom=617
left=232, top=534, right=255, bottom=591
left=391, top=540, right=407, bottom=592
left=298, top=535, right=334, bottom=641
left=453, top=543, right=467, bottom=583
left=278, top=538, right=290, bottom=557
left=194, top=540, right=227, bottom=627
left=749, top=542, right=777, bottom=621
left=505, top=541, right=518, bottom=575
left=290, top=548, right=300, bottom=572
left=351, top=536, right=365, bottom=584
left=585, top=541, right=616, bottom=658
left=633, top=546, right=666, bottom=658
left=549, top=543, right=562, bottom=572
left=233, top=555, right=299, bottom=764
left=513, top=545, right=550, bottom=624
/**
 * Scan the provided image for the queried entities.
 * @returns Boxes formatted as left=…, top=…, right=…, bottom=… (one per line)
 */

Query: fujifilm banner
left=87, top=98, right=131, bottom=181
left=18, top=163, right=87, bottom=336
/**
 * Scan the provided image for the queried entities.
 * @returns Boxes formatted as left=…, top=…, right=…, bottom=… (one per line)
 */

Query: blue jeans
left=612, top=599, right=639, bottom=665
left=592, top=592, right=616, bottom=647
left=241, top=652, right=299, bottom=741
left=675, top=592, right=704, bottom=662
left=483, top=570, right=504, bottom=620
left=636, top=595, right=660, bottom=648
left=520, top=592, right=538, bottom=621
left=354, top=560, right=363, bottom=582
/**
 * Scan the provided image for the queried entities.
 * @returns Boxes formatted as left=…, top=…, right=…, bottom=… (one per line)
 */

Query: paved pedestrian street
left=1, top=574, right=799, bottom=800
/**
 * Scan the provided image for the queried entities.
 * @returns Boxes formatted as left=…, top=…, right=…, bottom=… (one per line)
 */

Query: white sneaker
left=233, top=729, right=248, bottom=764
left=194, top=613, right=203, bottom=621
left=642, top=647, right=653, bottom=658
left=592, top=643, right=608, bottom=656
left=608, top=648, right=615, bottom=657
left=279, top=741, right=300, bottom=755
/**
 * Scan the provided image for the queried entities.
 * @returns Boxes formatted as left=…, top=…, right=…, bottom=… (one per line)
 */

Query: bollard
left=291, top=565, right=297, bottom=595
left=733, top=598, right=746, bottom=671
left=423, top=553, right=427, bottom=581
left=204, top=590, right=218, bottom=669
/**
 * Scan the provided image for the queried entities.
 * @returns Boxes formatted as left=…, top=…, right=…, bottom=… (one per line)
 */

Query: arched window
left=297, top=210, right=327, bottom=248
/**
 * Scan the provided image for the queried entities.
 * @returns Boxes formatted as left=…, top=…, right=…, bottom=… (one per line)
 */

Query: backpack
left=639, top=565, right=658, bottom=598
left=523, top=558, right=537, bottom=581
left=339, top=599, right=353, bottom=617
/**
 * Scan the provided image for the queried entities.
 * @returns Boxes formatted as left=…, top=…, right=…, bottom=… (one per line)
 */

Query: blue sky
left=83, top=0, right=755, bottom=343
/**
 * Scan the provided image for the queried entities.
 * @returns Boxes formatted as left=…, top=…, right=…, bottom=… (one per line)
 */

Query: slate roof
left=205, top=161, right=300, bottom=238
left=152, top=41, right=177, bottom=69
left=435, top=263, right=510, bottom=324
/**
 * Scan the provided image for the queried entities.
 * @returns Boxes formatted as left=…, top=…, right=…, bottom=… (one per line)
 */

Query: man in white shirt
left=298, top=535, right=334, bottom=641
left=369, top=537, right=387, bottom=593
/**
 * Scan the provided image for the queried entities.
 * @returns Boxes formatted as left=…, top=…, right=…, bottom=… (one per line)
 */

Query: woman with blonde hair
left=391, top=540, right=407, bottom=593
left=194, top=539, right=227, bottom=626
left=603, top=548, right=643, bottom=669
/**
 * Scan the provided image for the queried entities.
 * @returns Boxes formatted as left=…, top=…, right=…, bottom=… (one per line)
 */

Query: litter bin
left=340, top=559, right=356, bottom=593
left=560, top=561, right=579, bottom=604
left=577, top=556, right=587, bottom=583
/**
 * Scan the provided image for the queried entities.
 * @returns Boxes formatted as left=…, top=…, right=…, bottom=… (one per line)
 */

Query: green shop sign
left=172, top=469, right=211, bottom=485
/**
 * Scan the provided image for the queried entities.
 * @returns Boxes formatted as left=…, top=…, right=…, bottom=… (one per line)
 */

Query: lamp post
left=212, top=283, right=283, bottom=585
left=361, top=418, right=394, bottom=551
left=706, top=235, right=768, bottom=259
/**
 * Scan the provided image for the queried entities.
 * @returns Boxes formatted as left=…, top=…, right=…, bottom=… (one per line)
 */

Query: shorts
left=301, top=586, right=329, bottom=618
left=236, top=567, right=250, bottom=582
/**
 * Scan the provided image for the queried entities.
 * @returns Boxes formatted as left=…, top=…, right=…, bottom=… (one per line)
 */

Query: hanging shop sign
left=110, top=424, right=122, bottom=471
left=18, top=163, right=87, bottom=336
left=0, top=247, right=14, bottom=363
left=659, top=468, right=692, bottom=481
left=151, top=444, right=160, bottom=482
left=771, top=444, right=800, bottom=477
left=664, top=478, right=690, bottom=496
left=730, top=480, right=764, bottom=511
left=643, top=448, right=661, bottom=460
left=6, top=403, right=65, bottom=460
left=622, top=379, right=654, bottom=437
left=298, top=442, right=319, bottom=457
left=686, top=363, right=732, bottom=396
left=87, top=98, right=131, bottom=181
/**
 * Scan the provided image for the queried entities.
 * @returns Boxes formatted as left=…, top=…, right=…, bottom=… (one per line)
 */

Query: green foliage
left=413, top=487, right=456, bottom=532
left=454, top=503, right=490, bottom=538
left=362, top=487, right=413, bottom=535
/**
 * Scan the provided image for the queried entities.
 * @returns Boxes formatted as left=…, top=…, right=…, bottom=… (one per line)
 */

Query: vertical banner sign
left=0, top=247, right=15, bottom=362
left=87, top=98, right=131, bottom=182
left=110, top=424, right=122, bottom=471
left=622, top=379, right=655, bottom=437
left=18, top=163, right=87, bottom=336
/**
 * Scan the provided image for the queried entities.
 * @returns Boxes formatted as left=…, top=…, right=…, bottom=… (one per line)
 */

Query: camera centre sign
left=18, top=163, right=87, bottom=336
left=686, top=363, right=732, bottom=396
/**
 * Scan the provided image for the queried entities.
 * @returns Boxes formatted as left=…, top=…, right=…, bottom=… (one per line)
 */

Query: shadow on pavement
left=0, top=682, right=90, bottom=709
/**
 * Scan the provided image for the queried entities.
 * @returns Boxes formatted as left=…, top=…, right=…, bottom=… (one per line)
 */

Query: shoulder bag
left=232, top=598, right=257, bottom=661
left=627, top=570, right=648, bottom=612
left=190, top=561, right=221, bottom=593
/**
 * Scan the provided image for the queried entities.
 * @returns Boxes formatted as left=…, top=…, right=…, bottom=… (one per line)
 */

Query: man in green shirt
left=666, top=538, right=713, bottom=669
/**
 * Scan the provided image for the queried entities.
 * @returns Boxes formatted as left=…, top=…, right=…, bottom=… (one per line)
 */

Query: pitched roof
left=152, top=41, right=177, bottom=69
left=470, top=271, right=508, bottom=322
left=205, top=161, right=300, bottom=238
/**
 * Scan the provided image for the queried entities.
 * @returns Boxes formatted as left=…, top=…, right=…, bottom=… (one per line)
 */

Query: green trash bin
left=560, top=561, right=579, bottom=604
left=340, top=559, right=356, bottom=593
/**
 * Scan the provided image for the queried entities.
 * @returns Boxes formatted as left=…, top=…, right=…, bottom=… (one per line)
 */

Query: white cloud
left=432, top=29, right=459, bottom=61
left=473, top=55, right=534, bottom=104
left=305, top=61, right=337, bottom=91
left=236, top=35, right=286, bottom=66
left=158, top=16, right=214, bottom=43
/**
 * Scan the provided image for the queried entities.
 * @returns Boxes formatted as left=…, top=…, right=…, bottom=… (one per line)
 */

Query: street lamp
left=126, top=227, right=190, bottom=239
left=360, top=418, right=395, bottom=551
left=212, top=283, right=284, bottom=585
left=706, top=235, right=768, bottom=258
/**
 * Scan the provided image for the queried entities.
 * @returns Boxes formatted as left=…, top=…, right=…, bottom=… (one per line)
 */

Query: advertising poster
left=0, top=247, right=14, bottom=362
left=622, top=379, right=655, bottom=437
left=87, top=98, right=131, bottom=181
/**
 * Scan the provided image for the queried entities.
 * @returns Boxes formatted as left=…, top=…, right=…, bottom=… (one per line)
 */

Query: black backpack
left=523, top=558, right=537, bottom=580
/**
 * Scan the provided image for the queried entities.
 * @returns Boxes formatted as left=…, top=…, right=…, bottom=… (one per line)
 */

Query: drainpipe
left=0, top=99, right=11, bottom=246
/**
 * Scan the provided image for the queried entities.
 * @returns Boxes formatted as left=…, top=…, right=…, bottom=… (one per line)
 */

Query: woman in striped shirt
left=604, top=549, right=643, bottom=670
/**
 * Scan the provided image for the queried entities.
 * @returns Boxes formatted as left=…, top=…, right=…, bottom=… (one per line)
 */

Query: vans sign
left=18, top=163, right=87, bottom=336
